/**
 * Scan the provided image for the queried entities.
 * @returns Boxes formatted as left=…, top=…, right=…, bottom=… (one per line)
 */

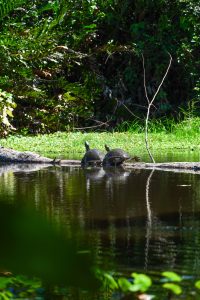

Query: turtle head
left=85, top=141, right=90, bottom=151
left=105, top=144, right=110, bottom=152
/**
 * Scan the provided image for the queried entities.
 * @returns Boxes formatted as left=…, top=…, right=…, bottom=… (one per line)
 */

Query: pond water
left=142, top=150, right=200, bottom=163
left=0, top=163, right=200, bottom=296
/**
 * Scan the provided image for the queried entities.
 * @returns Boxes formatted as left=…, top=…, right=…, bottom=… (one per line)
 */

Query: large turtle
left=103, top=145, right=131, bottom=166
left=81, top=141, right=104, bottom=167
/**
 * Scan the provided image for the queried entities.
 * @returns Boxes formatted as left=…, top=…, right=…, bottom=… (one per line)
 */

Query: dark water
left=0, top=163, right=200, bottom=279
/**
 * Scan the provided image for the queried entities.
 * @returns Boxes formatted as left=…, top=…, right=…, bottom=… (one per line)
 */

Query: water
left=143, top=149, right=200, bottom=163
left=0, top=163, right=200, bottom=294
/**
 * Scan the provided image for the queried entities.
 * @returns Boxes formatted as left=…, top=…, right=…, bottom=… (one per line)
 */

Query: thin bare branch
left=73, top=119, right=110, bottom=130
left=145, top=105, right=155, bottom=163
left=150, top=52, right=172, bottom=106
left=105, top=52, right=114, bottom=64
left=143, top=52, right=172, bottom=163
left=142, top=54, right=150, bottom=104
left=121, top=103, right=142, bottom=120
left=55, top=45, right=90, bottom=58
left=114, top=97, right=142, bottom=120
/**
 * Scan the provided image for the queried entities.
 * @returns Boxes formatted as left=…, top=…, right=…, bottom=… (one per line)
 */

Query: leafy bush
left=0, top=0, right=199, bottom=133
left=0, top=89, right=16, bottom=136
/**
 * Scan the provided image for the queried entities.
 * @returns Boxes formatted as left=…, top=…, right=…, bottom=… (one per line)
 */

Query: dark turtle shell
left=81, top=141, right=104, bottom=167
left=103, top=145, right=130, bottom=166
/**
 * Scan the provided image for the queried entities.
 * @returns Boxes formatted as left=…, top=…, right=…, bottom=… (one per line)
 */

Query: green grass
left=0, top=117, right=200, bottom=161
left=116, top=116, right=200, bottom=135
left=0, top=126, right=200, bottom=162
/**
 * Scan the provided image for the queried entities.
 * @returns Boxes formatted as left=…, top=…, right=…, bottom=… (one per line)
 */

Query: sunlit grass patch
left=1, top=117, right=200, bottom=161
left=0, top=131, right=199, bottom=162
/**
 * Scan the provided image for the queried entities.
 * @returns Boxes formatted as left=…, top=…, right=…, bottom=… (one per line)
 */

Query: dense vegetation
left=0, top=0, right=199, bottom=135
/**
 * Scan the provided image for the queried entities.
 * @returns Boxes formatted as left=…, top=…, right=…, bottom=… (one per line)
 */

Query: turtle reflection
left=83, top=167, right=106, bottom=182
left=103, top=166, right=131, bottom=183
left=83, top=166, right=131, bottom=185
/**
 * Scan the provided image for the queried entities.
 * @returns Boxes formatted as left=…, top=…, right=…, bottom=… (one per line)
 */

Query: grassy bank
left=0, top=130, right=200, bottom=162
left=0, top=117, right=200, bottom=161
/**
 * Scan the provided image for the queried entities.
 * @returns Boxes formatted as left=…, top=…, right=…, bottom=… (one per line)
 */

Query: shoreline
left=1, top=147, right=200, bottom=174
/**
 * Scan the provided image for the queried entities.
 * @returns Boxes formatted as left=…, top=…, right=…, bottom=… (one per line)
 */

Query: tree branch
left=143, top=52, right=172, bottom=163
left=73, top=119, right=111, bottom=130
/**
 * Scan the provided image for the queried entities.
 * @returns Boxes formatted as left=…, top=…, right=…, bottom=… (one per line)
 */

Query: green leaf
left=128, top=283, right=144, bottom=292
left=162, top=271, right=182, bottom=282
left=131, top=273, right=152, bottom=292
left=195, top=280, right=200, bottom=289
left=118, top=277, right=132, bottom=292
left=63, top=92, right=77, bottom=101
left=84, top=24, right=97, bottom=29
left=0, top=277, right=12, bottom=289
left=103, top=273, right=118, bottom=290
left=0, top=0, right=27, bottom=20
left=0, top=290, right=13, bottom=300
left=163, top=283, right=182, bottom=295
left=6, top=109, right=14, bottom=117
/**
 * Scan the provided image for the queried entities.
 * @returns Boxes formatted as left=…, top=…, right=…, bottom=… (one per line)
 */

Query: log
left=0, top=147, right=53, bottom=163
left=124, top=161, right=200, bottom=174
left=0, top=147, right=80, bottom=165
left=1, top=147, right=200, bottom=174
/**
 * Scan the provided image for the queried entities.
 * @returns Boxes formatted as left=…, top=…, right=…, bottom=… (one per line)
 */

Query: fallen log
left=0, top=147, right=80, bottom=165
left=123, top=162, right=200, bottom=175
left=1, top=147, right=200, bottom=174
left=0, top=147, right=53, bottom=163
left=125, top=161, right=200, bottom=170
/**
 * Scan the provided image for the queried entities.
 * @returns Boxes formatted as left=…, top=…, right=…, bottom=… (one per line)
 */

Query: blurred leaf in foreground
left=0, top=202, right=99, bottom=290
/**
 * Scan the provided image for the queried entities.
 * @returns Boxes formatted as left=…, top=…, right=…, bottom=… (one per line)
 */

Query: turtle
left=103, top=145, right=131, bottom=166
left=81, top=141, right=104, bottom=167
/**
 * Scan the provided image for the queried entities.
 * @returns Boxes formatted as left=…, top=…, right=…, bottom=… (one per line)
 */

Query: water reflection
left=104, top=166, right=131, bottom=182
left=83, top=167, right=106, bottom=181
left=83, top=166, right=132, bottom=183
left=144, top=168, right=154, bottom=270
left=0, top=164, right=200, bottom=276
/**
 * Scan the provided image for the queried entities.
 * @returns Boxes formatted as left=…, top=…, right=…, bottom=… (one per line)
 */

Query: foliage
left=99, top=270, right=200, bottom=299
left=161, top=271, right=182, bottom=282
left=0, top=0, right=103, bottom=133
left=0, top=0, right=199, bottom=133
left=2, top=269, right=200, bottom=299
left=0, top=89, right=16, bottom=136
left=0, top=0, right=27, bottom=19
left=161, top=271, right=182, bottom=295
left=118, top=273, right=152, bottom=293
left=0, top=201, right=99, bottom=294
left=195, top=280, right=200, bottom=289
left=0, top=275, right=42, bottom=299
left=162, top=282, right=182, bottom=295
left=97, top=271, right=153, bottom=298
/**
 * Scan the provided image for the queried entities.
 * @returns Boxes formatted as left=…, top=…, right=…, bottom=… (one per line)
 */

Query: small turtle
left=81, top=141, right=104, bottom=167
left=103, top=145, right=131, bottom=166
